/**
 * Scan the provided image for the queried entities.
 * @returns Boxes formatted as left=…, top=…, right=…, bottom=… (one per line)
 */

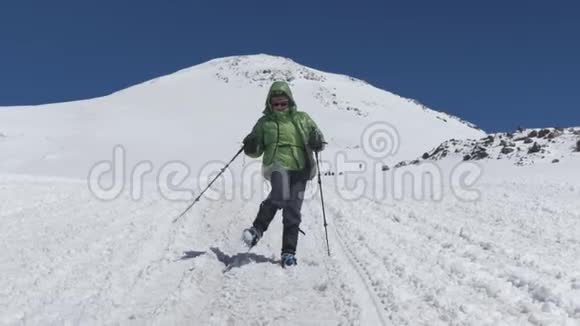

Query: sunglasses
left=271, top=102, right=289, bottom=107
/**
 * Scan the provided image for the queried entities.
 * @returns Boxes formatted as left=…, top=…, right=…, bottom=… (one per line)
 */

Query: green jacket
left=245, top=81, right=325, bottom=180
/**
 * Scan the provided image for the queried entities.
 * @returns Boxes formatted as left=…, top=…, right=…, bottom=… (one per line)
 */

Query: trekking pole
left=315, top=152, right=331, bottom=256
left=173, top=146, right=245, bottom=223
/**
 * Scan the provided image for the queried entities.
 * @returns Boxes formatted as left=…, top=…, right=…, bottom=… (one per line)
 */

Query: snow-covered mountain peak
left=110, top=54, right=370, bottom=100
left=204, top=53, right=301, bottom=72
left=197, top=54, right=364, bottom=87
left=0, top=53, right=486, bottom=178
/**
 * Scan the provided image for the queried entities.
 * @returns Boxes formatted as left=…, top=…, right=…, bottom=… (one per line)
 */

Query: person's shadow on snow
left=210, top=247, right=279, bottom=272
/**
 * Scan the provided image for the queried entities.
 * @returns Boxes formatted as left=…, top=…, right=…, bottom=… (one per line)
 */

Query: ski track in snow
left=1, top=175, right=580, bottom=325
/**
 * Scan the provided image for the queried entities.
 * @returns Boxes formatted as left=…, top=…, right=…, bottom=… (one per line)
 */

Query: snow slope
left=2, top=160, right=580, bottom=325
left=1, top=54, right=579, bottom=325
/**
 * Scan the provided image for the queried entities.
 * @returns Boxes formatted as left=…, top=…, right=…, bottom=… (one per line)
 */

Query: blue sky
left=0, top=0, right=578, bottom=132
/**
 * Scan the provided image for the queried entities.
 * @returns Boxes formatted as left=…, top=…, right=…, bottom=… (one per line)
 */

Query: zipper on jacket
left=271, top=120, right=280, bottom=162
left=291, top=115, right=315, bottom=179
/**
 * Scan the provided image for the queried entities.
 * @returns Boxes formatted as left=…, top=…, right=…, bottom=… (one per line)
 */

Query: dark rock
left=431, top=145, right=446, bottom=157
left=538, top=129, right=551, bottom=138
left=482, top=135, right=494, bottom=144
left=514, top=136, right=527, bottom=142
left=523, top=138, right=534, bottom=144
left=395, top=161, right=408, bottom=168
left=501, top=147, right=515, bottom=154
left=422, top=152, right=430, bottom=160
left=528, top=142, right=541, bottom=154
left=552, top=159, right=560, bottom=163
left=411, top=160, right=420, bottom=165
left=506, top=133, right=514, bottom=138
left=381, top=165, right=390, bottom=171
left=471, top=149, right=489, bottom=159
left=477, top=151, right=489, bottom=159
left=476, top=145, right=487, bottom=152
left=500, top=140, right=515, bottom=147
left=463, top=155, right=471, bottom=161
left=576, top=140, right=580, bottom=152
left=548, top=130, right=563, bottom=139
left=528, top=130, right=539, bottom=138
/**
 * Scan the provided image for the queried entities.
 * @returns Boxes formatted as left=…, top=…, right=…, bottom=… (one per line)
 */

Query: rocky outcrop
left=394, top=127, right=580, bottom=168
left=528, top=142, right=541, bottom=154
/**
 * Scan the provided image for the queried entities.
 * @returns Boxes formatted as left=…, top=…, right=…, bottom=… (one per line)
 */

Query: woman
left=242, top=81, right=325, bottom=268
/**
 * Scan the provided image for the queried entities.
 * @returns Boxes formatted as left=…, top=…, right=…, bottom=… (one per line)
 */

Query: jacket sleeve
left=245, top=118, right=265, bottom=158
left=302, top=112, right=326, bottom=150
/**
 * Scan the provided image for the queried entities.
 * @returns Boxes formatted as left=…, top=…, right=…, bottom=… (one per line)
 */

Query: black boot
left=242, top=226, right=261, bottom=247
left=281, top=253, right=297, bottom=268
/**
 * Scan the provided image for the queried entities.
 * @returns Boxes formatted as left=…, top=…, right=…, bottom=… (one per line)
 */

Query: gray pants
left=252, top=169, right=307, bottom=255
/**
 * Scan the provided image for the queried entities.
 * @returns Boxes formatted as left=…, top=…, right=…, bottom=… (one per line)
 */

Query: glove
left=308, top=129, right=325, bottom=152
left=243, top=133, right=258, bottom=154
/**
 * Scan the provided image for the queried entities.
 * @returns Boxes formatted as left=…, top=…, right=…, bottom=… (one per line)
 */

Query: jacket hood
left=263, top=81, right=297, bottom=114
